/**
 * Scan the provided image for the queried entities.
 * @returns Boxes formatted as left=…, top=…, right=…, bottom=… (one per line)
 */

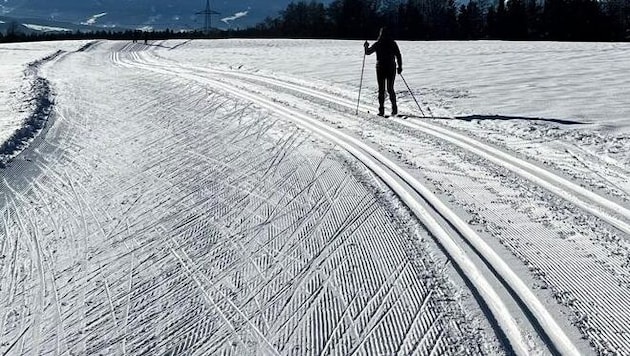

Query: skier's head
left=378, top=27, right=390, bottom=41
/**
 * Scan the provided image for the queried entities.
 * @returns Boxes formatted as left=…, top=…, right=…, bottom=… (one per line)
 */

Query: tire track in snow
left=119, top=47, right=581, bottom=355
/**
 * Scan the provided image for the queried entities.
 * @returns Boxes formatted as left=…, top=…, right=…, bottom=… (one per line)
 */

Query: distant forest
left=0, top=25, right=214, bottom=44
left=1, top=0, right=629, bottom=43
left=248, top=0, right=630, bottom=41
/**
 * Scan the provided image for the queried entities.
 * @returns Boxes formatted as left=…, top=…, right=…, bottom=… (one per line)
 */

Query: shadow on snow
left=405, top=114, right=586, bottom=126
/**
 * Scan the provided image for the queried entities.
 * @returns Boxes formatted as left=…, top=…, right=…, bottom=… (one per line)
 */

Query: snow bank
left=0, top=41, right=89, bottom=164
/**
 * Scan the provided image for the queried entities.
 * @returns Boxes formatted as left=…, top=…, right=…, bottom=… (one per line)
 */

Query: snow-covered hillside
left=0, top=0, right=315, bottom=29
left=0, top=39, right=629, bottom=355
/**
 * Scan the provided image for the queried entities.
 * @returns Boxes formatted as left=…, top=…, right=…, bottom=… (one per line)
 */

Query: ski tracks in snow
left=124, top=42, right=630, bottom=355
left=2, top=39, right=628, bottom=355
left=0, top=41, right=491, bottom=355
left=118, top=44, right=574, bottom=354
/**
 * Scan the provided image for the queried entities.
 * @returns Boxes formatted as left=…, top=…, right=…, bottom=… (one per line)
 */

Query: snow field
left=1, top=38, right=629, bottom=355
left=145, top=39, right=630, bottom=354
left=0, top=42, right=492, bottom=355
left=440, top=117, right=630, bottom=204
left=157, top=39, right=630, bottom=130
left=157, top=39, right=630, bottom=200
left=123, top=47, right=584, bottom=355
left=144, top=47, right=630, bottom=235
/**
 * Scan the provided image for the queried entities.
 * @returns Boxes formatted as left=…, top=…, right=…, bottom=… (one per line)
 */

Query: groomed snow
left=154, top=39, right=630, bottom=202
left=149, top=39, right=630, bottom=354
left=156, top=39, right=630, bottom=132
left=0, top=41, right=496, bottom=355
left=155, top=39, right=630, bottom=177
left=1, top=39, right=629, bottom=355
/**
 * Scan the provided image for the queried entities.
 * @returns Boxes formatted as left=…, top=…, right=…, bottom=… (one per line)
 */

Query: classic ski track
left=141, top=49, right=630, bottom=353
left=142, top=50, right=630, bottom=237
left=1, top=43, right=493, bottom=356
left=564, top=146, right=629, bottom=195
left=134, top=51, right=630, bottom=353
left=118, top=48, right=581, bottom=355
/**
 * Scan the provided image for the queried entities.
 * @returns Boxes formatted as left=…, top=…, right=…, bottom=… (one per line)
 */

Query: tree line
left=1, top=0, right=628, bottom=43
left=244, top=0, right=630, bottom=41
left=0, top=24, right=216, bottom=44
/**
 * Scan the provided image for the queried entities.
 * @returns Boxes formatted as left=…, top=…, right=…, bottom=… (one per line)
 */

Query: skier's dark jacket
left=365, top=36, right=402, bottom=71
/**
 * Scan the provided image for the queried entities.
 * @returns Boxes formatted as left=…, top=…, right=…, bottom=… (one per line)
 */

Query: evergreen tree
left=458, top=1, right=484, bottom=39
left=506, top=0, right=528, bottom=39
left=399, top=0, right=427, bottom=39
left=281, top=1, right=330, bottom=37
left=6, top=21, right=22, bottom=41
left=492, top=0, right=507, bottom=38
left=526, top=0, right=544, bottom=39
left=543, top=0, right=567, bottom=39
left=328, top=0, right=379, bottom=38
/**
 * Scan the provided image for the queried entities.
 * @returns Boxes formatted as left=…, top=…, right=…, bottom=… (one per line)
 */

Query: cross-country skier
left=364, top=27, right=403, bottom=117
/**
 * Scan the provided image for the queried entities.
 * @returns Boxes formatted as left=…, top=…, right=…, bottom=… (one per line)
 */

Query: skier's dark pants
left=377, top=64, right=397, bottom=114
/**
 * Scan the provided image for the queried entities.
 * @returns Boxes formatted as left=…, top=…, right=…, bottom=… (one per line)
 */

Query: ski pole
left=400, top=73, right=429, bottom=117
left=356, top=51, right=367, bottom=115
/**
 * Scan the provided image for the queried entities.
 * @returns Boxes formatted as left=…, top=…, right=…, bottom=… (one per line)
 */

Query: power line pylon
left=196, top=0, right=220, bottom=35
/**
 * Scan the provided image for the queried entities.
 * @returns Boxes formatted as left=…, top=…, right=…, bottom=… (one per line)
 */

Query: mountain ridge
left=0, top=0, right=315, bottom=30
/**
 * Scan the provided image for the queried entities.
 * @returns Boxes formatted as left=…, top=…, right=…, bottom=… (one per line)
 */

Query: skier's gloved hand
left=364, top=41, right=369, bottom=49
left=397, top=67, right=403, bottom=74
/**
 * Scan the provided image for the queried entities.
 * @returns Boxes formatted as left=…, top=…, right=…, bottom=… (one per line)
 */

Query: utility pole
left=196, top=0, right=220, bottom=36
